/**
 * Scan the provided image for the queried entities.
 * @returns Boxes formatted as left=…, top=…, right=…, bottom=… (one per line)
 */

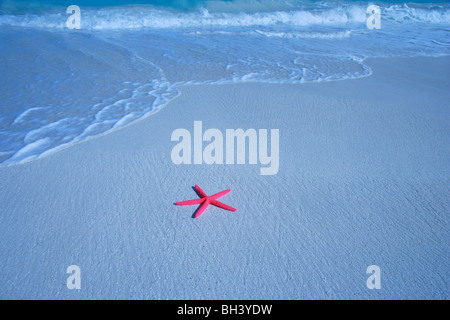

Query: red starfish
left=175, top=185, right=237, bottom=218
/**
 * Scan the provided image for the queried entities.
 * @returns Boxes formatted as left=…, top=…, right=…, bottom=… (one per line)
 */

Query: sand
left=0, top=56, right=448, bottom=299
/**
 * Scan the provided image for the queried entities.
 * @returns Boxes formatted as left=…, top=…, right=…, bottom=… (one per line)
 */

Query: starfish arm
left=194, top=199, right=210, bottom=218
left=195, top=185, right=208, bottom=198
left=210, top=200, right=237, bottom=212
left=175, top=198, right=205, bottom=205
left=210, top=189, right=231, bottom=200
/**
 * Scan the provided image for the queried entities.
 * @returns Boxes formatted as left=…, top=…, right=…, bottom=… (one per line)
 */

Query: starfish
left=175, top=185, right=237, bottom=218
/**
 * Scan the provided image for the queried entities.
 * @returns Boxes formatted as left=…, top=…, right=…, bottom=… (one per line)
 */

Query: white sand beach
left=0, top=56, right=449, bottom=299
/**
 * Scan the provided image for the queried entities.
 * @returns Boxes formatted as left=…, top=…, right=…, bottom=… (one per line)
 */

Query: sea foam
left=0, top=1, right=449, bottom=165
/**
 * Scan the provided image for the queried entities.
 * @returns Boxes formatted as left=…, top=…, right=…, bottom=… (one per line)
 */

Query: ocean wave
left=384, top=4, right=450, bottom=24
left=0, top=1, right=449, bottom=165
left=0, top=7, right=363, bottom=29
left=0, top=3, right=449, bottom=30
left=255, top=29, right=352, bottom=39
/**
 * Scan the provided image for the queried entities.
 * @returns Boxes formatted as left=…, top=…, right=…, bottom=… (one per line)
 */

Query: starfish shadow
left=191, top=186, right=204, bottom=218
left=192, top=206, right=203, bottom=219
left=192, top=185, right=202, bottom=197
left=172, top=186, right=205, bottom=218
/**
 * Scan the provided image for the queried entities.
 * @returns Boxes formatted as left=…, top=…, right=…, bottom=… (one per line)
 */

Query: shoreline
left=0, top=56, right=448, bottom=299
left=2, top=54, right=448, bottom=169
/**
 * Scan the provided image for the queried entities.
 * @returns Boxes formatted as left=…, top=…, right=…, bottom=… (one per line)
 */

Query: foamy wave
left=2, top=79, right=179, bottom=165
left=1, top=4, right=448, bottom=30
left=0, top=7, right=365, bottom=29
left=255, top=30, right=352, bottom=39
left=1, top=1, right=449, bottom=166
left=384, top=4, right=450, bottom=24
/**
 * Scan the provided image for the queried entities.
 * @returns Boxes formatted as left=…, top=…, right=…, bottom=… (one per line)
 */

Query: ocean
left=0, top=0, right=449, bottom=164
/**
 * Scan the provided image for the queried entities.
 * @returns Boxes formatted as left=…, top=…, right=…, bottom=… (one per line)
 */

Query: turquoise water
left=0, top=1, right=449, bottom=164
left=2, top=0, right=450, bottom=13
